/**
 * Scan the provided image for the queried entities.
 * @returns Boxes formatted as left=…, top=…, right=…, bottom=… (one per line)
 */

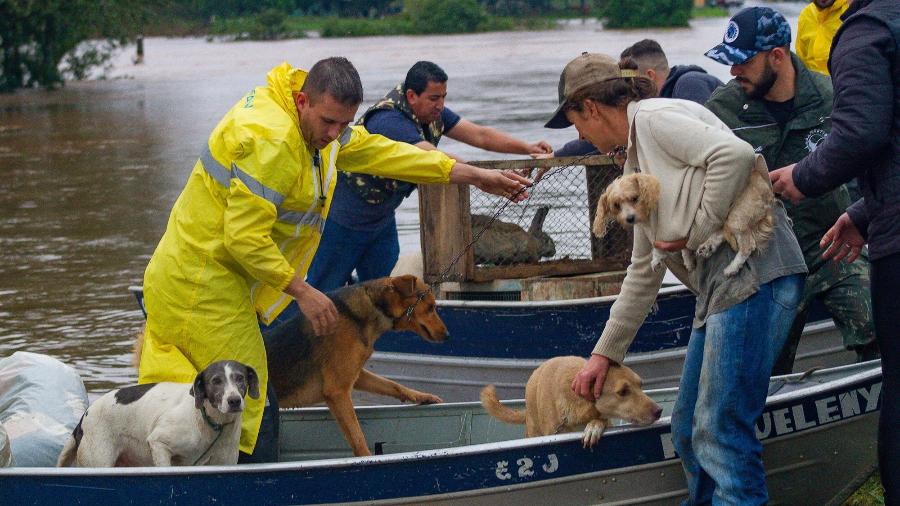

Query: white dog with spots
left=57, top=360, right=258, bottom=467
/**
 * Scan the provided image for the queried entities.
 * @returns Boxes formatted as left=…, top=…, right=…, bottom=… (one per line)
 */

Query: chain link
left=404, top=152, right=605, bottom=319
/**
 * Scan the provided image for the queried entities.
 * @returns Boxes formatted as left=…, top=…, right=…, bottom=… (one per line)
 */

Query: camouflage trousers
left=772, top=234, right=876, bottom=375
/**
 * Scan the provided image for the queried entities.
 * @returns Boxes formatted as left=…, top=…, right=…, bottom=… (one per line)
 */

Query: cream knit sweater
left=592, top=98, right=758, bottom=363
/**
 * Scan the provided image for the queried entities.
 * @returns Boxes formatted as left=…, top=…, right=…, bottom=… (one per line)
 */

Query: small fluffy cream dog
left=694, top=159, right=775, bottom=276
left=481, top=356, right=661, bottom=448
left=593, top=163, right=774, bottom=277
left=593, top=173, right=696, bottom=272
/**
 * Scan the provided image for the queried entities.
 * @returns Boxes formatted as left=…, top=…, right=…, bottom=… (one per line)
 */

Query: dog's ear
left=391, top=274, right=418, bottom=299
left=592, top=192, right=612, bottom=238
left=636, top=174, right=661, bottom=213
left=244, top=365, right=260, bottom=400
left=191, top=372, right=206, bottom=409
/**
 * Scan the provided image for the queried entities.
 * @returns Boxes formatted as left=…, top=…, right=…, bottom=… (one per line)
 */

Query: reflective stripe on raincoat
left=138, top=62, right=454, bottom=453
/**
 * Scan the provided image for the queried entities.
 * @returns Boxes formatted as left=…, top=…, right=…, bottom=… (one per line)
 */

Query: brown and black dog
left=134, top=275, right=448, bottom=457
left=265, top=274, right=448, bottom=456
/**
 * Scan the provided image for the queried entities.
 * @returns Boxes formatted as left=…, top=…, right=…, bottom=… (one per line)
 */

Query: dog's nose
left=626, top=215, right=635, bottom=224
left=652, top=405, right=663, bottom=420
left=227, top=396, right=243, bottom=410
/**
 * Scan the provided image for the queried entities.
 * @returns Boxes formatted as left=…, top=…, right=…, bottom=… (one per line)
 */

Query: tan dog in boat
left=134, top=275, right=447, bottom=457
left=481, top=356, right=662, bottom=447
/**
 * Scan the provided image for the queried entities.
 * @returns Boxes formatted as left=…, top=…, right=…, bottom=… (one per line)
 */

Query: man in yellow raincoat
left=137, top=57, right=530, bottom=461
left=796, top=0, right=849, bottom=75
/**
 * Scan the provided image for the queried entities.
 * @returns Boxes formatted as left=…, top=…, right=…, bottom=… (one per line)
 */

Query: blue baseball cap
left=705, top=7, right=791, bottom=66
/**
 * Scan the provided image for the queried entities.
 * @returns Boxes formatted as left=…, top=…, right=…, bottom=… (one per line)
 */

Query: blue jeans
left=306, top=217, right=400, bottom=292
left=672, top=274, right=804, bottom=505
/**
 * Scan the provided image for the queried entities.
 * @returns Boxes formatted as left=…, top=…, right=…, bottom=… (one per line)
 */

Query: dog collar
left=401, top=290, right=429, bottom=322
left=200, top=405, right=225, bottom=432
left=194, top=405, right=234, bottom=465
left=606, top=145, right=629, bottom=170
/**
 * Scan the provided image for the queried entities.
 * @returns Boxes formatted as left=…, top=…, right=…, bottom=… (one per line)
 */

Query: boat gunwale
left=367, top=319, right=839, bottom=367
left=128, top=284, right=691, bottom=309
left=1, top=361, right=880, bottom=478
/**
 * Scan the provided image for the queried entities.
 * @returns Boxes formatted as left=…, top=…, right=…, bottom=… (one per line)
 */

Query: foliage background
left=595, top=0, right=693, bottom=29
left=1, top=0, right=695, bottom=92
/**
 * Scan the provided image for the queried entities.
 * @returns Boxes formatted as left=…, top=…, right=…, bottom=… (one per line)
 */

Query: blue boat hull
left=130, top=285, right=844, bottom=401
left=271, top=288, right=698, bottom=358
left=4, top=363, right=881, bottom=505
left=132, top=285, right=833, bottom=360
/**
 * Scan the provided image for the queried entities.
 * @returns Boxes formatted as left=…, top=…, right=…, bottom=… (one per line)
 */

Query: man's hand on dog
left=285, top=276, right=338, bottom=336
left=572, top=354, right=611, bottom=401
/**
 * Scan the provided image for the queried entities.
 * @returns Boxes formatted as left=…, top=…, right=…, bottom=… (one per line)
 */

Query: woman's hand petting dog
left=571, top=354, right=611, bottom=401
left=285, top=276, right=338, bottom=336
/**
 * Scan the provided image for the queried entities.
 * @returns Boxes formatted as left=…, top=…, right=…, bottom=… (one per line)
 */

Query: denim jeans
left=672, top=274, right=804, bottom=505
left=306, top=217, right=400, bottom=292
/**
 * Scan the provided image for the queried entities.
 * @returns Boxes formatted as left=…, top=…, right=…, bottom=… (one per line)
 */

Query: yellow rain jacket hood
left=796, top=0, right=849, bottom=75
left=138, top=62, right=454, bottom=453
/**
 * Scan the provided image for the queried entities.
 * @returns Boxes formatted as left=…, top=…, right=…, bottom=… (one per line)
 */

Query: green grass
left=844, top=472, right=885, bottom=506
left=206, top=13, right=556, bottom=39
left=691, top=6, right=729, bottom=18
left=208, top=14, right=329, bottom=39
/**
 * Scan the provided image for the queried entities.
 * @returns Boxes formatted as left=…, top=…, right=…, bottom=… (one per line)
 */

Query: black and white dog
left=57, top=360, right=259, bottom=467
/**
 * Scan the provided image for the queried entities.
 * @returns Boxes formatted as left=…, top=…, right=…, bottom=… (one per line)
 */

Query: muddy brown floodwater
left=0, top=3, right=803, bottom=398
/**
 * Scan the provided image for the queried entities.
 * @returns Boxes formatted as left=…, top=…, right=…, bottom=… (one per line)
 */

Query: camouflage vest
left=340, top=84, right=446, bottom=205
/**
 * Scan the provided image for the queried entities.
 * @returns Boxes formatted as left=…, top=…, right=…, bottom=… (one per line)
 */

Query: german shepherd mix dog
left=481, top=356, right=661, bottom=448
left=265, top=274, right=448, bottom=456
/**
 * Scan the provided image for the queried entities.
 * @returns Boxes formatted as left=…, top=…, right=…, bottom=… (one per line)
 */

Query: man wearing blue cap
left=703, top=6, right=877, bottom=378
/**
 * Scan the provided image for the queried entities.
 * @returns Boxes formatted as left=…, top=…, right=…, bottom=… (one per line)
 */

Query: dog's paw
left=696, top=242, right=715, bottom=259
left=723, top=264, right=740, bottom=277
left=582, top=419, right=607, bottom=448
left=650, top=257, right=663, bottom=272
left=409, top=391, right=443, bottom=405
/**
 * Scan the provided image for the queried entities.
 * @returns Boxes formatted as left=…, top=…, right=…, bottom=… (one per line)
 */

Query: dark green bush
left=250, top=8, right=289, bottom=39
left=403, top=0, right=488, bottom=34
left=595, top=0, right=692, bottom=28
left=320, top=17, right=413, bottom=37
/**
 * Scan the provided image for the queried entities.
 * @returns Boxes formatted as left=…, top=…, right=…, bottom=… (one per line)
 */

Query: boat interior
left=278, top=361, right=878, bottom=462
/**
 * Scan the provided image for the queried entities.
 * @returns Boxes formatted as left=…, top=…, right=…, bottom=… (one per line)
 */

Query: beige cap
left=545, top=52, right=637, bottom=129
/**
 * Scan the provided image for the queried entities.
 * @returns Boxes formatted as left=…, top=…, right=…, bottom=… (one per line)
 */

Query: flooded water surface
left=0, top=4, right=803, bottom=397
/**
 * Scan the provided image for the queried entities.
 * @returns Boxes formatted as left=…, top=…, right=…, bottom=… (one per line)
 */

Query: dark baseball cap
left=705, top=6, right=791, bottom=66
left=545, top=53, right=637, bottom=129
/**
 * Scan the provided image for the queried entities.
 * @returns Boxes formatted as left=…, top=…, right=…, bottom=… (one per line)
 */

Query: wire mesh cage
left=419, top=155, right=632, bottom=283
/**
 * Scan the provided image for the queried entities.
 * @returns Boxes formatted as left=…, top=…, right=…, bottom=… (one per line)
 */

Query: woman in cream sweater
left=546, top=53, right=807, bottom=505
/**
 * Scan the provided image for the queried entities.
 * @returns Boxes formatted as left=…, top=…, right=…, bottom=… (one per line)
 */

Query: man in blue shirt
left=307, top=61, right=552, bottom=290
